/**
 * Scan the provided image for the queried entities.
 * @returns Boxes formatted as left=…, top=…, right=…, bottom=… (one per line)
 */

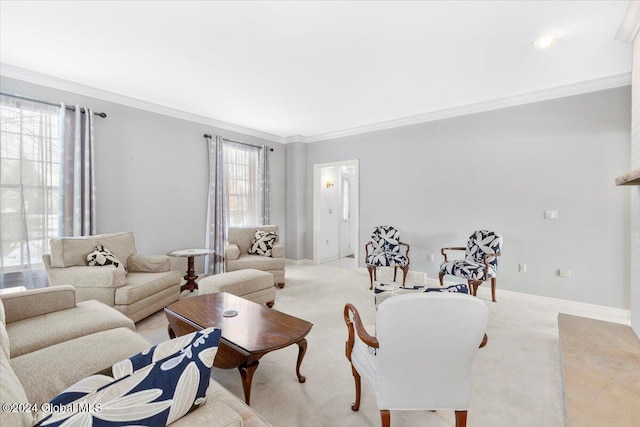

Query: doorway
left=313, top=160, right=359, bottom=269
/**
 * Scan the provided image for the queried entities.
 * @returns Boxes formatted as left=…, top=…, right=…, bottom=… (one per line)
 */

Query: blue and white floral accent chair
left=439, top=230, right=503, bottom=302
left=365, top=226, right=410, bottom=290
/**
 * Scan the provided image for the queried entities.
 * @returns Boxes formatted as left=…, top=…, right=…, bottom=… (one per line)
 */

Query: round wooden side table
left=167, top=248, right=215, bottom=292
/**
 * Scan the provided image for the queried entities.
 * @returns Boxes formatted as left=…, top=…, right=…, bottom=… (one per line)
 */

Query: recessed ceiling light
left=532, top=33, right=558, bottom=49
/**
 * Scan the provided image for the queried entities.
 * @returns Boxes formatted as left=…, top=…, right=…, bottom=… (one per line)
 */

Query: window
left=0, top=96, right=61, bottom=275
left=223, top=141, right=261, bottom=227
left=342, top=178, right=350, bottom=221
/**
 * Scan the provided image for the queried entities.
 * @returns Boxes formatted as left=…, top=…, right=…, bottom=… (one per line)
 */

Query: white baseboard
left=285, top=258, right=314, bottom=265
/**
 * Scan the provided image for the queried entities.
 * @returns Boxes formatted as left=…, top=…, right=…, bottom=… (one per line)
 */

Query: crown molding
left=1, top=64, right=630, bottom=145
left=304, top=73, right=632, bottom=143
left=615, top=1, right=640, bottom=42
left=0, top=63, right=286, bottom=144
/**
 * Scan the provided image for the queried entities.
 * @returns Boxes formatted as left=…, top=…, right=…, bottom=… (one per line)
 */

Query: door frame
left=313, top=159, right=360, bottom=265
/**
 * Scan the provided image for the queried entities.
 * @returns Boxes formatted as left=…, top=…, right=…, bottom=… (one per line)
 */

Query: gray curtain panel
left=205, top=136, right=226, bottom=274
left=204, top=136, right=271, bottom=274
left=259, top=145, right=270, bottom=225
left=59, top=104, right=96, bottom=237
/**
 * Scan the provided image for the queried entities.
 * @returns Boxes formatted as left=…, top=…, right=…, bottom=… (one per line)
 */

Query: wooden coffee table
left=164, top=292, right=313, bottom=405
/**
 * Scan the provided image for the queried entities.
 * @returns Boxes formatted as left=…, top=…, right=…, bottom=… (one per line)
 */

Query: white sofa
left=224, top=226, right=285, bottom=288
left=43, top=232, right=181, bottom=322
left=0, top=286, right=271, bottom=427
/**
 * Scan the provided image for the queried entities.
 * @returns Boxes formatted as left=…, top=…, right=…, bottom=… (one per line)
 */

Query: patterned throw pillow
left=34, top=328, right=221, bottom=427
left=87, top=245, right=125, bottom=270
left=248, top=230, right=278, bottom=257
left=424, top=283, right=469, bottom=294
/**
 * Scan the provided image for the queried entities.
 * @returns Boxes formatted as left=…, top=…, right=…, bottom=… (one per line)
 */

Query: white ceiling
left=0, top=1, right=632, bottom=142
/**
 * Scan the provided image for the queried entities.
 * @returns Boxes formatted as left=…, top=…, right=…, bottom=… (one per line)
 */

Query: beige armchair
left=224, top=225, right=285, bottom=288
left=43, top=232, right=181, bottom=322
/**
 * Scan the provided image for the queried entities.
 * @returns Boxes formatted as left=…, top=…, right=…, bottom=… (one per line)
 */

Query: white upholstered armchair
left=224, top=225, right=285, bottom=288
left=43, top=232, right=181, bottom=322
left=344, top=293, right=488, bottom=427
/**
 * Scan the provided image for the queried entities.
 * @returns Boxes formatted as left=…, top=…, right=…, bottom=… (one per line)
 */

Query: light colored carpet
left=135, top=264, right=630, bottom=427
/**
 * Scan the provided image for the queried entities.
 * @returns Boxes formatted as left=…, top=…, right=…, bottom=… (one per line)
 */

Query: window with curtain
left=223, top=140, right=263, bottom=227
left=0, top=96, right=62, bottom=288
left=205, top=136, right=270, bottom=274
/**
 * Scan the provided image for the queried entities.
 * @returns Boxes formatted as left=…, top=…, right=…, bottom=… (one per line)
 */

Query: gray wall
left=0, top=76, right=286, bottom=274
left=306, top=87, right=631, bottom=308
left=631, top=37, right=640, bottom=336
left=284, top=142, right=307, bottom=260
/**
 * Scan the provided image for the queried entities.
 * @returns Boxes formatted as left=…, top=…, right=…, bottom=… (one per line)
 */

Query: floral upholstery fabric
left=439, top=230, right=503, bottom=281
left=366, top=226, right=409, bottom=267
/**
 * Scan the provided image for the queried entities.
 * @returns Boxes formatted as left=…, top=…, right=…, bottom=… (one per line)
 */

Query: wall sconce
left=325, top=179, right=335, bottom=189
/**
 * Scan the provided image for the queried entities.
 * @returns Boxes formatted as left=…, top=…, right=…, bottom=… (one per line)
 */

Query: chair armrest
left=46, top=265, right=127, bottom=288
left=129, top=254, right=171, bottom=272
left=225, top=243, right=240, bottom=261
left=344, top=304, right=378, bottom=362
left=399, top=241, right=410, bottom=262
left=364, top=241, right=374, bottom=259
left=1, top=285, right=76, bottom=323
left=440, top=246, right=466, bottom=262
left=479, top=333, right=488, bottom=348
left=271, top=243, right=284, bottom=258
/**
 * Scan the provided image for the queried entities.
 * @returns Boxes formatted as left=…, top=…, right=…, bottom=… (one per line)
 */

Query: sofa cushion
left=35, top=328, right=221, bottom=427
left=11, top=327, right=150, bottom=405
left=6, top=300, right=134, bottom=358
left=172, top=379, right=271, bottom=427
left=0, top=350, right=33, bottom=427
left=0, top=300, right=8, bottom=359
left=225, top=254, right=285, bottom=272
left=116, top=270, right=181, bottom=305
left=87, top=244, right=125, bottom=270
left=129, top=254, right=171, bottom=272
left=249, top=230, right=278, bottom=257
left=0, top=319, right=9, bottom=360
left=49, top=232, right=137, bottom=268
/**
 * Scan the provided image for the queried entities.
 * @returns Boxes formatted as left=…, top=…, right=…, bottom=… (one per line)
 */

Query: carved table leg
left=296, top=338, right=308, bottom=383
left=238, top=362, right=259, bottom=406
left=180, top=255, right=199, bottom=292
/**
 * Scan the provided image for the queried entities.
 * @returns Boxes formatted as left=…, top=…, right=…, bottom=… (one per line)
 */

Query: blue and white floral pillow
left=424, top=283, right=469, bottom=294
left=35, top=328, right=221, bottom=426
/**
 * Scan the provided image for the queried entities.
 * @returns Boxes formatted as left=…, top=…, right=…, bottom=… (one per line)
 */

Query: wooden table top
left=165, top=292, right=313, bottom=354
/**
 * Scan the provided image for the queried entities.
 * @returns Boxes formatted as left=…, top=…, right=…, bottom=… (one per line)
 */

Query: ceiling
left=0, top=1, right=632, bottom=142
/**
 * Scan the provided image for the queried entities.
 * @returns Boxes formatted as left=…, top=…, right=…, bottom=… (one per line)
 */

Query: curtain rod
left=203, top=133, right=274, bottom=152
left=0, top=92, right=107, bottom=118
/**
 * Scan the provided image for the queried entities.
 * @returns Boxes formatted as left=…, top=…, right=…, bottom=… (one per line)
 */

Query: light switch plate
left=544, top=210, right=558, bottom=220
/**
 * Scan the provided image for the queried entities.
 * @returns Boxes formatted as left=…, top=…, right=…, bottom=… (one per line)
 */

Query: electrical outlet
left=558, top=269, right=571, bottom=278
left=519, top=263, right=527, bottom=273
left=544, top=210, right=558, bottom=220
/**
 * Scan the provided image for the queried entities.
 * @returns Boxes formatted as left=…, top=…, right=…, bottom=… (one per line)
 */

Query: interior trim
left=1, top=63, right=630, bottom=145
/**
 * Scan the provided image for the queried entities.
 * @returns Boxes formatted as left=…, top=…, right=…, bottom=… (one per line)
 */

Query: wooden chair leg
left=393, top=266, right=398, bottom=282
left=368, top=266, right=375, bottom=290
left=401, top=265, right=409, bottom=286
left=491, top=277, right=497, bottom=302
left=439, top=272, right=445, bottom=286
left=380, top=409, right=390, bottom=427
left=351, top=367, right=361, bottom=411
left=455, top=410, right=467, bottom=427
